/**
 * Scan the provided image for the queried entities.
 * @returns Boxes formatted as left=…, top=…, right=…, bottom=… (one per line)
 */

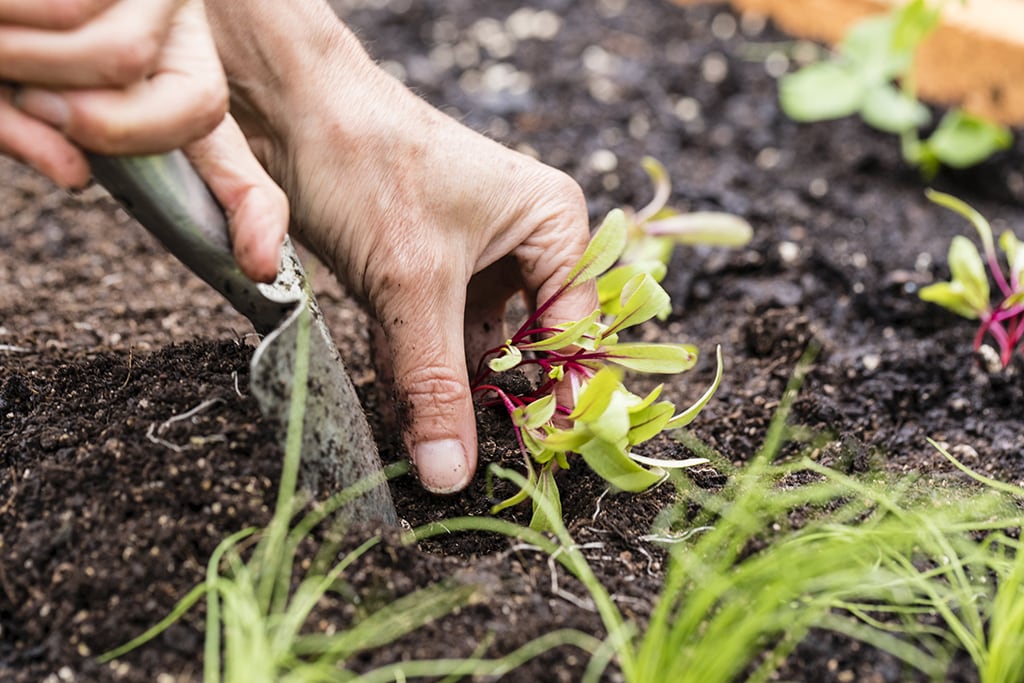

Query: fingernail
left=414, top=439, right=471, bottom=494
left=15, top=90, right=70, bottom=130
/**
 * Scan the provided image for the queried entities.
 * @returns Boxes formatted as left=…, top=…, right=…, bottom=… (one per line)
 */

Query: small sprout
left=473, top=208, right=726, bottom=529
left=919, top=189, right=1024, bottom=367
left=598, top=157, right=752, bottom=317
left=779, top=0, right=1012, bottom=177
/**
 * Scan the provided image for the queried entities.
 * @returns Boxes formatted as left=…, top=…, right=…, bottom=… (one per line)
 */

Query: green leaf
left=840, top=15, right=910, bottom=84
left=635, top=157, right=673, bottom=225
left=924, top=110, right=1013, bottom=169
left=926, top=188, right=998, bottom=257
left=779, top=62, right=866, bottom=122
left=511, top=394, right=557, bottom=430
left=604, top=342, right=698, bottom=374
left=1002, top=290, right=1024, bottom=309
left=999, top=230, right=1024, bottom=281
left=947, top=235, right=990, bottom=313
left=528, top=466, right=563, bottom=531
left=918, top=281, right=981, bottom=319
left=597, top=261, right=668, bottom=315
left=587, top=391, right=631, bottom=444
left=488, top=344, right=522, bottom=372
left=541, top=425, right=591, bottom=454
left=627, top=401, right=675, bottom=446
left=666, top=345, right=724, bottom=430
left=603, top=273, right=670, bottom=337
left=891, top=0, right=942, bottom=53
left=568, top=366, right=622, bottom=422
left=627, top=384, right=664, bottom=413
left=645, top=212, right=753, bottom=247
left=564, top=209, right=629, bottom=287
left=578, top=438, right=664, bottom=492
left=860, top=84, right=931, bottom=134
left=519, top=310, right=601, bottom=351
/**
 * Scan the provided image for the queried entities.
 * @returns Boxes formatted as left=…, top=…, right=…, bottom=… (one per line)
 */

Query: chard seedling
left=597, top=157, right=752, bottom=318
left=779, top=0, right=1011, bottom=178
left=919, top=189, right=1024, bottom=368
left=473, top=209, right=724, bottom=529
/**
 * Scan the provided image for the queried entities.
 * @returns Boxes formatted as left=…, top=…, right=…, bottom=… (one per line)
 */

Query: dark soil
left=3, top=1, right=1024, bottom=681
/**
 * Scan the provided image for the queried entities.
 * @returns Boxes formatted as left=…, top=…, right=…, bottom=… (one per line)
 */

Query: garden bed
left=2, top=0, right=1023, bottom=681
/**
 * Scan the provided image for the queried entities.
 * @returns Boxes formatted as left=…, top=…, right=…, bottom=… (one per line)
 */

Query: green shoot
left=779, top=0, right=1012, bottom=177
left=919, top=189, right=1024, bottom=367
left=473, top=208, right=728, bottom=529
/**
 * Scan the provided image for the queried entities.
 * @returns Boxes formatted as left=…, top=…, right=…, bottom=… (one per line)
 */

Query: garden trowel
left=89, top=151, right=397, bottom=525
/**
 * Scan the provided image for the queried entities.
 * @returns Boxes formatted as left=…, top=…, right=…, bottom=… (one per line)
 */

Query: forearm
left=204, top=0, right=387, bottom=155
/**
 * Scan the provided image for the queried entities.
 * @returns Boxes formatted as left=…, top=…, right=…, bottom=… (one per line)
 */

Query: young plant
left=596, top=157, right=752, bottom=317
left=473, top=208, right=725, bottom=529
left=779, top=0, right=1012, bottom=178
left=417, top=363, right=1024, bottom=683
left=918, top=189, right=1024, bottom=367
left=100, top=309, right=593, bottom=681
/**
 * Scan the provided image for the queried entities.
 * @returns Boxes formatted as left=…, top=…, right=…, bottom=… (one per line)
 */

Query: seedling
left=473, top=208, right=725, bottom=529
left=918, top=189, right=1024, bottom=367
left=779, top=0, right=1011, bottom=177
left=597, top=157, right=752, bottom=318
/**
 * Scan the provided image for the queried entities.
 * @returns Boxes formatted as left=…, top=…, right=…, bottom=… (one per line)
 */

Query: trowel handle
left=89, top=152, right=293, bottom=334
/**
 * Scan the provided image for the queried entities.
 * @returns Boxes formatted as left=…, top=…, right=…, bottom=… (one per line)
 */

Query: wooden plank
left=671, top=0, right=1024, bottom=125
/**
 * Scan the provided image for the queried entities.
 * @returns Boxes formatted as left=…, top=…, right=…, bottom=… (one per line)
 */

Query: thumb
left=379, top=278, right=477, bottom=494
left=183, top=115, right=288, bottom=283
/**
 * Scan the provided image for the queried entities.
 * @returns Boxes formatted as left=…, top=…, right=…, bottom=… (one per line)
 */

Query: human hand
left=0, top=0, right=286, bottom=282
left=208, top=3, right=597, bottom=493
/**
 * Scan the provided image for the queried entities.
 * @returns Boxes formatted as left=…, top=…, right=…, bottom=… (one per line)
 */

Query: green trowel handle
left=89, top=152, right=294, bottom=334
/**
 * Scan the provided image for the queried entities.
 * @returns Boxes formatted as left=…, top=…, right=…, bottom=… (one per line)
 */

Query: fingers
left=375, top=264, right=478, bottom=494
left=12, top=2, right=226, bottom=155
left=0, top=84, right=89, bottom=187
left=0, top=0, right=115, bottom=30
left=184, top=116, right=288, bottom=284
left=0, top=0, right=183, bottom=87
left=514, top=172, right=598, bottom=330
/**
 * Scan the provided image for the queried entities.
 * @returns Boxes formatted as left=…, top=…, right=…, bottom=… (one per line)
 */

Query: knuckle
left=46, top=0, right=105, bottom=30
left=399, top=367, right=470, bottom=418
left=100, top=35, right=160, bottom=85
left=190, top=79, right=229, bottom=136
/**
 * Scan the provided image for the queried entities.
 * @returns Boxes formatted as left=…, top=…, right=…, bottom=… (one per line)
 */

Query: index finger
left=0, top=0, right=115, bottom=30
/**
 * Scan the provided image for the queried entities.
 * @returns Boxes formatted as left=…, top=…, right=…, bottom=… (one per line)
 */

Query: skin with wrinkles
left=2, top=0, right=596, bottom=494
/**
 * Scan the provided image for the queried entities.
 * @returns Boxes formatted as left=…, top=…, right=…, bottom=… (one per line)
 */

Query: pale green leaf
left=918, top=281, right=981, bottom=319
left=605, top=342, right=698, bottom=374
left=779, top=62, right=866, bottom=122
left=568, top=366, right=622, bottom=422
left=948, top=235, right=990, bottom=313
left=529, top=466, right=563, bottom=531
left=488, top=344, right=522, bottom=372
left=635, top=156, right=672, bottom=225
left=666, top=345, right=724, bottom=430
left=512, top=394, right=557, bottom=430
left=840, top=15, right=909, bottom=83
left=926, top=188, right=998, bottom=257
left=860, top=84, right=931, bottom=134
left=645, top=212, right=753, bottom=247
left=603, top=273, right=670, bottom=337
left=541, top=426, right=591, bottom=454
left=587, top=391, right=631, bottom=444
left=999, top=230, right=1024, bottom=281
left=519, top=310, right=601, bottom=351
left=629, top=452, right=709, bottom=469
left=564, top=209, right=629, bottom=287
left=925, top=111, right=1013, bottom=169
left=1002, top=290, right=1024, bottom=309
left=578, top=438, right=664, bottom=492
left=627, top=384, right=664, bottom=413
left=627, top=401, right=675, bottom=446
left=891, top=0, right=941, bottom=53
left=597, top=261, right=668, bottom=316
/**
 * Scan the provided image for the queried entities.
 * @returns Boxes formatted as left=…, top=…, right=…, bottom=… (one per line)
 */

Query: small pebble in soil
left=673, top=96, right=701, bottom=122
left=764, top=51, right=789, bottom=78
